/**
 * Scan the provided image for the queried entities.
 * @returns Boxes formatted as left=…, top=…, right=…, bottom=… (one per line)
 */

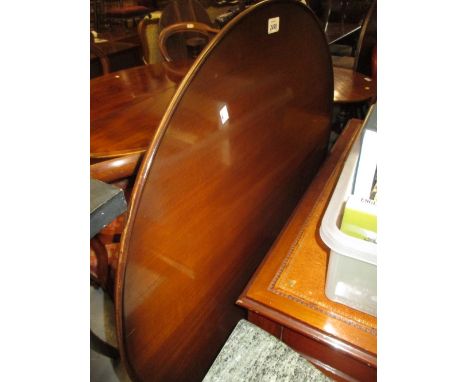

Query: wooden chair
left=90, top=32, right=110, bottom=76
left=159, top=21, right=219, bottom=81
left=352, top=0, right=377, bottom=77
left=328, top=0, right=373, bottom=59
left=103, top=0, right=151, bottom=28
left=113, top=0, right=334, bottom=380
left=138, top=13, right=164, bottom=65
left=332, top=0, right=376, bottom=74
left=90, top=153, right=143, bottom=295
left=157, top=0, right=220, bottom=81
left=332, top=0, right=376, bottom=124
left=327, top=0, right=354, bottom=57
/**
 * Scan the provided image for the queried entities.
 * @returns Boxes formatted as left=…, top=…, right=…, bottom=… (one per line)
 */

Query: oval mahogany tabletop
left=90, top=64, right=178, bottom=160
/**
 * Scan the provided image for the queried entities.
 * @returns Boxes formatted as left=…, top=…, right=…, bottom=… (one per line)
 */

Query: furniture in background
left=326, top=21, right=361, bottom=45
left=333, top=67, right=375, bottom=105
left=103, top=0, right=152, bottom=29
left=157, top=0, right=220, bottom=81
left=91, top=0, right=104, bottom=31
left=160, top=0, right=213, bottom=28
left=90, top=154, right=143, bottom=296
left=332, top=0, right=376, bottom=74
left=138, top=13, right=163, bottom=65
left=90, top=64, right=177, bottom=160
left=351, top=0, right=376, bottom=77
left=91, top=179, right=127, bottom=288
left=113, top=1, right=334, bottom=380
left=158, top=21, right=219, bottom=81
left=331, top=0, right=376, bottom=128
left=90, top=36, right=142, bottom=78
left=237, top=118, right=377, bottom=382
left=91, top=32, right=111, bottom=76
left=327, top=0, right=372, bottom=58
left=90, top=178, right=127, bottom=359
left=138, top=1, right=230, bottom=70
left=156, top=0, right=369, bottom=90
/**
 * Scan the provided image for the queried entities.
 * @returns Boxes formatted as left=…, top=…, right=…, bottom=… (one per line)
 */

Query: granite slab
left=203, top=320, right=332, bottom=382
left=90, top=178, right=127, bottom=238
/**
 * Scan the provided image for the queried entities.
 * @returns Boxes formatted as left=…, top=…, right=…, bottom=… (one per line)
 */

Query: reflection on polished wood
left=237, top=119, right=376, bottom=382
left=333, top=66, right=375, bottom=103
left=114, top=0, right=334, bottom=381
left=90, top=64, right=177, bottom=159
left=90, top=153, right=143, bottom=183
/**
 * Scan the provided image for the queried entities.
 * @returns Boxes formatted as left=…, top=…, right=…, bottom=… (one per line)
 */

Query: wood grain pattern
left=90, top=64, right=177, bottom=159
left=333, top=66, right=376, bottom=103
left=237, top=119, right=377, bottom=380
left=90, top=153, right=143, bottom=183
left=114, top=1, right=334, bottom=380
left=282, top=326, right=376, bottom=382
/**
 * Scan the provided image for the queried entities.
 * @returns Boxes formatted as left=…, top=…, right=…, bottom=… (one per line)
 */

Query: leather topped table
left=90, top=64, right=178, bottom=160
left=237, top=119, right=377, bottom=382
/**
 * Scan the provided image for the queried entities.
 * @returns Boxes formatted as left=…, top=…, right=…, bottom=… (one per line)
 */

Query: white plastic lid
left=319, top=121, right=377, bottom=266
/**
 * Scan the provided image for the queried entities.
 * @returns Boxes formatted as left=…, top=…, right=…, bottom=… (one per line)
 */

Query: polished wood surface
left=157, top=17, right=363, bottom=86
left=333, top=66, right=375, bottom=103
left=90, top=64, right=177, bottom=159
left=331, top=1, right=376, bottom=105
left=90, top=39, right=137, bottom=58
left=115, top=0, right=334, bottom=380
left=237, top=119, right=376, bottom=382
left=90, top=153, right=143, bottom=183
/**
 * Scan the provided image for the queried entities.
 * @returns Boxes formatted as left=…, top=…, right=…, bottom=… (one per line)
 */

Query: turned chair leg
left=91, top=236, right=110, bottom=293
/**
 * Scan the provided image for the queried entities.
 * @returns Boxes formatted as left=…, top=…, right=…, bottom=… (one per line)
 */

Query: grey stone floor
left=90, top=287, right=131, bottom=382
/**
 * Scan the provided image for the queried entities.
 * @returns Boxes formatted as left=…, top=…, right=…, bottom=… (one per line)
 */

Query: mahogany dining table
left=90, top=21, right=362, bottom=161
left=90, top=63, right=177, bottom=161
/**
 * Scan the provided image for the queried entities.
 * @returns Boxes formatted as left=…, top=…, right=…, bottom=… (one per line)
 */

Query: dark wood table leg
left=91, top=330, right=119, bottom=359
left=91, top=236, right=109, bottom=291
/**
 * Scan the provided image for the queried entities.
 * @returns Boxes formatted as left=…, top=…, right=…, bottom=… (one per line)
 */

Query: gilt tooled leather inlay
left=268, top=158, right=377, bottom=336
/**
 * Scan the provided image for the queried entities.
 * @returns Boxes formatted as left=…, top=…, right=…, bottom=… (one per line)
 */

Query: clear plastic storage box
left=319, top=106, right=377, bottom=316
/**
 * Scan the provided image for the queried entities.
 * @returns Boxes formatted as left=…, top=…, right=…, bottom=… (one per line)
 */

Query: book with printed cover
left=340, top=195, right=377, bottom=244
